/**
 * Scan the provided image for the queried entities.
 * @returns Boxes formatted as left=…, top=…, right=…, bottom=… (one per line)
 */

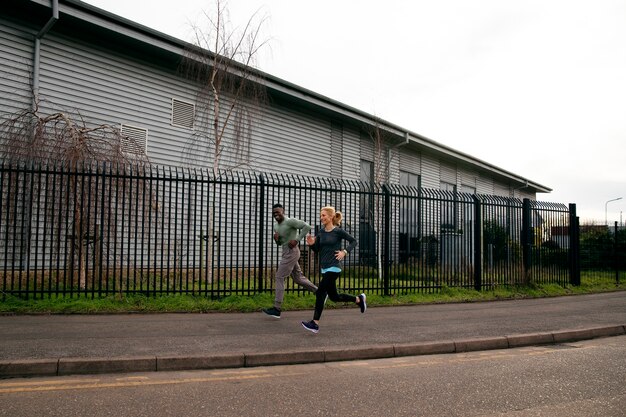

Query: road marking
left=339, top=362, right=370, bottom=367
left=0, top=371, right=306, bottom=394
left=370, top=345, right=587, bottom=369
left=0, top=379, right=91, bottom=388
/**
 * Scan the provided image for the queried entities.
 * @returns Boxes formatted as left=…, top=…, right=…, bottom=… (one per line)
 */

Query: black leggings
left=313, top=271, right=357, bottom=320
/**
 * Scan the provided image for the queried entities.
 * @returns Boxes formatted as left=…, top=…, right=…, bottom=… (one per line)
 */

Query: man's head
left=272, top=203, right=285, bottom=223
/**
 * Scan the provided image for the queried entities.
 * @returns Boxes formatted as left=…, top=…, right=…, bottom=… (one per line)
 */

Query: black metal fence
left=0, top=161, right=585, bottom=299
left=579, top=222, right=625, bottom=285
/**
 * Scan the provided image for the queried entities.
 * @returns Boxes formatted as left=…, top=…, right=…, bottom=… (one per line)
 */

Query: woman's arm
left=340, top=229, right=357, bottom=253
left=306, top=234, right=319, bottom=252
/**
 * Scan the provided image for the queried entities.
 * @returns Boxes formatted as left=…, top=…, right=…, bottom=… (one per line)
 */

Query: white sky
left=83, top=0, right=626, bottom=223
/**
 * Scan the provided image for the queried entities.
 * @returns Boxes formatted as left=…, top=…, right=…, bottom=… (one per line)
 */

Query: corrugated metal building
left=1, top=0, right=550, bottom=199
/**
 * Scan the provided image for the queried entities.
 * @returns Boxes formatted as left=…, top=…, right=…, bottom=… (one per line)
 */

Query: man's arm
left=285, top=218, right=312, bottom=247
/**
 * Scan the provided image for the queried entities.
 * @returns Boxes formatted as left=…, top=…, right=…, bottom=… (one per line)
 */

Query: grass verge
left=1, top=276, right=624, bottom=314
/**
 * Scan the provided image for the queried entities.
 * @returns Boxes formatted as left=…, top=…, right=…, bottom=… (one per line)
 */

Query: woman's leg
left=314, top=272, right=356, bottom=321
left=326, top=272, right=357, bottom=304
left=312, top=272, right=333, bottom=321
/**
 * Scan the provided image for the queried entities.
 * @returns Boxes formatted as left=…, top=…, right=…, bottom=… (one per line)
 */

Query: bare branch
left=180, top=0, right=269, bottom=173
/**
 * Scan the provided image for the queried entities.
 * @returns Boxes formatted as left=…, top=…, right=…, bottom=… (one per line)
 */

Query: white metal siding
left=388, top=147, right=400, bottom=185
left=247, top=102, right=331, bottom=177
left=26, top=31, right=346, bottom=178
left=440, top=163, right=457, bottom=186
left=36, top=33, right=198, bottom=167
left=517, top=189, right=536, bottom=200
left=330, top=122, right=343, bottom=178
left=1, top=19, right=538, bottom=202
left=476, top=175, right=494, bottom=195
left=0, top=19, right=34, bottom=117
left=360, top=131, right=374, bottom=162
left=420, top=154, right=440, bottom=189
left=342, top=126, right=361, bottom=180
left=494, top=183, right=511, bottom=197
left=399, top=149, right=421, bottom=177
left=460, top=168, right=478, bottom=191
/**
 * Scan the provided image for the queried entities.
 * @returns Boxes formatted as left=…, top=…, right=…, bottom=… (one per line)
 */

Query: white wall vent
left=120, top=124, right=148, bottom=154
left=171, top=98, right=195, bottom=129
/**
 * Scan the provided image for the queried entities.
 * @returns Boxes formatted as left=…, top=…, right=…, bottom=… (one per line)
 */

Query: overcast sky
left=83, top=0, right=626, bottom=223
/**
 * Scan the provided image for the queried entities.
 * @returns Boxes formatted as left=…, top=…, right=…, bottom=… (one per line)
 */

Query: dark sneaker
left=358, top=293, right=367, bottom=313
left=301, top=320, right=319, bottom=333
left=262, top=307, right=281, bottom=318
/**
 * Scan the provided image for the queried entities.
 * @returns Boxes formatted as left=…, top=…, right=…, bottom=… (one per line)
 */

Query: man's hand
left=273, top=232, right=279, bottom=243
left=288, top=239, right=298, bottom=248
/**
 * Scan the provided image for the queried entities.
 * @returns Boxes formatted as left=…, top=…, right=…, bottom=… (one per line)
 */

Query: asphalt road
left=1, top=335, right=625, bottom=417
left=1, top=292, right=625, bottom=378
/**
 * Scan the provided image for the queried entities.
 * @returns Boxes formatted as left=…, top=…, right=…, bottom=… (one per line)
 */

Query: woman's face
left=320, top=209, right=332, bottom=226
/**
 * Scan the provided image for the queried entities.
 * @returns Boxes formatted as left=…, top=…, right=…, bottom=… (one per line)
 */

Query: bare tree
left=181, top=0, right=269, bottom=173
left=0, top=102, right=151, bottom=290
left=364, top=122, right=394, bottom=280
left=179, top=0, right=270, bottom=283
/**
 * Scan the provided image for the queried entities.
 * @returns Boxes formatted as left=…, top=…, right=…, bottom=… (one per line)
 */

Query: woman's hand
left=334, top=249, right=347, bottom=260
left=306, top=234, right=316, bottom=246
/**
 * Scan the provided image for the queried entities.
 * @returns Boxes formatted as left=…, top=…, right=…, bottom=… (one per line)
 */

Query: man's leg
left=289, top=247, right=317, bottom=293
left=272, top=246, right=297, bottom=310
left=263, top=249, right=289, bottom=318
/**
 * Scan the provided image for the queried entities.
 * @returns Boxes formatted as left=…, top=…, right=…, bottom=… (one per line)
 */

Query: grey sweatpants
left=274, top=245, right=317, bottom=309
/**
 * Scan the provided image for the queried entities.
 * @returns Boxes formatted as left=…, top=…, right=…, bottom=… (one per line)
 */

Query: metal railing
left=0, top=161, right=582, bottom=299
left=579, top=221, right=625, bottom=285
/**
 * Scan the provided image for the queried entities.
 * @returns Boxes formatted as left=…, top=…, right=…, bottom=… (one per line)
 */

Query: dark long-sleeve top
left=309, top=226, right=357, bottom=270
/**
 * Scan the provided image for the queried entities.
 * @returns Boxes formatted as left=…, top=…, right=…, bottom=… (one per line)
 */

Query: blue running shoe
left=301, top=320, right=319, bottom=333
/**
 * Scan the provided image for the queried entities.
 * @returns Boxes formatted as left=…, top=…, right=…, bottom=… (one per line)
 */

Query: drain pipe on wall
left=387, top=131, right=410, bottom=172
left=392, top=131, right=411, bottom=151
left=32, top=0, right=59, bottom=110
left=513, top=180, right=530, bottom=199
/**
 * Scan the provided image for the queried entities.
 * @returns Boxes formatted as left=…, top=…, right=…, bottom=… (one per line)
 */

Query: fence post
left=382, top=184, right=391, bottom=296
left=615, top=221, right=619, bottom=286
left=522, top=198, right=532, bottom=285
left=257, top=174, right=265, bottom=292
left=568, top=203, right=581, bottom=286
left=473, top=195, right=482, bottom=291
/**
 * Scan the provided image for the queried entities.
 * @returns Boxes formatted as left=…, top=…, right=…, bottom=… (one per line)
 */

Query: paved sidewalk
left=1, top=291, right=625, bottom=378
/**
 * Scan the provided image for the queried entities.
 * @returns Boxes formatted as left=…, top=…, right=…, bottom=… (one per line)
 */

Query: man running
left=262, top=203, right=317, bottom=318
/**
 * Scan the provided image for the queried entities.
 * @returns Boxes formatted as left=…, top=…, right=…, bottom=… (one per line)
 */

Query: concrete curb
left=158, top=354, right=245, bottom=372
left=454, top=336, right=509, bottom=353
left=506, top=332, right=555, bottom=347
left=394, top=341, right=456, bottom=357
left=2, top=325, right=624, bottom=379
left=58, top=356, right=156, bottom=376
left=245, top=350, right=325, bottom=367
left=325, top=345, right=395, bottom=362
left=0, top=359, right=58, bottom=378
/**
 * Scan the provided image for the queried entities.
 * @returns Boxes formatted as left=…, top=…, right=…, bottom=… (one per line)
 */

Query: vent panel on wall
left=171, top=98, right=195, bottom=129
left=35, top=33, right=199, bottom=166
left=121, top=124, right=148, bottom=154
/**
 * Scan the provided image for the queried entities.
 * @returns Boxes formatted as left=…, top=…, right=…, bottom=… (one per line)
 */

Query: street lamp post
left=605, top=197, right=623, bottom=226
